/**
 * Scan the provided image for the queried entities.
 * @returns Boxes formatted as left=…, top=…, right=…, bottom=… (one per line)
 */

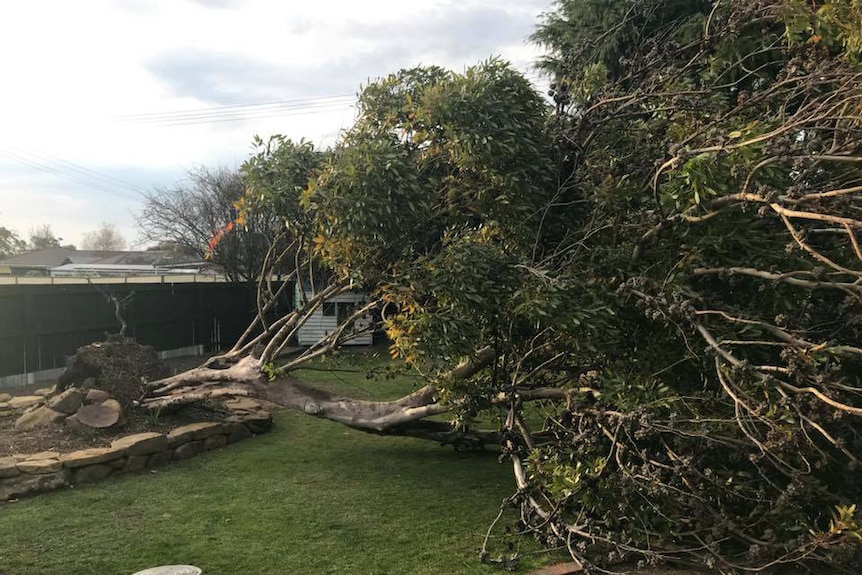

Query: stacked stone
left=0, top=393, right=45, bottom=418
left=0, top=404, right=273, bottom=501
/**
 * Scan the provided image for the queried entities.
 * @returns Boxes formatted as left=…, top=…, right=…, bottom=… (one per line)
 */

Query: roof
left=50, top=263, right=204, bottom=277
left=0, top=248, right=203, bottom=269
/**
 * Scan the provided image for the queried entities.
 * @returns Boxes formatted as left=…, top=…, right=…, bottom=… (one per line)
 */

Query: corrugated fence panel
left=0, top=282, right=289, bottom=378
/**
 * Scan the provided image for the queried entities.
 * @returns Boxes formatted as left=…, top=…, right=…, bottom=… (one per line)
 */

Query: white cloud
left=0, top=0, right=552, bottom=246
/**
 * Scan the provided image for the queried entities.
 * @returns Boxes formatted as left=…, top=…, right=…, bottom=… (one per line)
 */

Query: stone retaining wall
left=0, top=410, right=273, bottom=501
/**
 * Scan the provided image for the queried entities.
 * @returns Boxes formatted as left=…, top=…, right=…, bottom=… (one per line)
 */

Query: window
left=322, top=302, right=336, bottom=316
left=337, top=302, right=356, bottom=324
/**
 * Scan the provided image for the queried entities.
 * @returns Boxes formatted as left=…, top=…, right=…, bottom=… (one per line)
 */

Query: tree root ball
left=56, top=336, right=171, bottom=411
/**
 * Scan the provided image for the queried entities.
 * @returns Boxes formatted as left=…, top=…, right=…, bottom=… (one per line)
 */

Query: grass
left=0, top=349, right=561, bottom=575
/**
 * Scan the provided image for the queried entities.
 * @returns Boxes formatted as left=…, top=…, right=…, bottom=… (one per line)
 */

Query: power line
left=13, top=145, right=148, bottom=196
left=0, top=69, right=553, bottom=201
left=0, top=148, right=142, bottom=202
left=113, top=69, right=549, bottom=128
left=126, top=100, right=358, bottom=127
left=114, top=93, right=356, bottom=122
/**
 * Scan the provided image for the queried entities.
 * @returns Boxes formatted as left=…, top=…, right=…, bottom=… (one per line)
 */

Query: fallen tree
left=137, top=5, right=862, bottom=570
left=138, top=64, right=563, bottom=449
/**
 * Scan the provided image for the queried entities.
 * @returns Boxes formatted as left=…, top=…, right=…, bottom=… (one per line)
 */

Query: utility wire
left=114, top=70, right=548, bottom=128
left=12, top=145, right=148, bottom=196
left=114, top=93, right=356, bottom=122
left=0, top=148, right=142, bottom=202
left=128, top=100, right=358, bottom=127
left=0, top=69, right=552, bottom=199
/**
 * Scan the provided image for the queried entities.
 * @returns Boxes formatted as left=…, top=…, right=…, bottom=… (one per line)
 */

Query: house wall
left=296, top=290, right=373, bottom=346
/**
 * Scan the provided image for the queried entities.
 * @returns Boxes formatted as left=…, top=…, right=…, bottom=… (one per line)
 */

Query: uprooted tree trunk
left=139, top=295, right=502, bottom=445
left=134, top=228, right=513, bottom=446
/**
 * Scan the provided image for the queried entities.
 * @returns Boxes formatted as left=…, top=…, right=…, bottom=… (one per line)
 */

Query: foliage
left=230, top=62, right=574, bottom=371
left=241, top=136, right=324, bottom=234
left=510, top=0, right=862, bottom=571
left=307, top=59, right=579, bottom=364
left=0, top=225, right=25, bottom=259
left=27, top=224, right=61, bottom=250
left=81, top=222, right=126, bottom=251
left=138, top=2, right=862, bottom=571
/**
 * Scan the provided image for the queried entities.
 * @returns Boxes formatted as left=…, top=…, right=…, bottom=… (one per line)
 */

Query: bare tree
left=137, top=165, right=280, bottom=282
left=81, top=222, right=127, bottom=251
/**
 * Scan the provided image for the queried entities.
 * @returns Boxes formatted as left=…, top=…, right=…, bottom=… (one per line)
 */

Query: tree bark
left=139, top=346, right=499, bottom=447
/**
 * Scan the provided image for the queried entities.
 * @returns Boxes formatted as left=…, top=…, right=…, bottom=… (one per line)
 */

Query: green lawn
left=0, top=352, right=559, bottom=575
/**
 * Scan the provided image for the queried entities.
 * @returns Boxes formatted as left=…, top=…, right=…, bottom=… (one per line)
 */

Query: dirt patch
left=0, top=408, right=215, bottom=456
left=0, top=348, right=219, bottom=457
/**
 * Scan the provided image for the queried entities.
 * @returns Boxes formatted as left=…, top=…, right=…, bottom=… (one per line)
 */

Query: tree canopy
left=0, top=226, right=25, bottom=259
left=28, top=224, right=62, bottom=250
left=519, top=0, right=862, bottom=570
left=141, top=2, right=862, bottom=571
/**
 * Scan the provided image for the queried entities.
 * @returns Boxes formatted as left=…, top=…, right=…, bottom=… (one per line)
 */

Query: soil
left=0, top=353, right=216, bottom=457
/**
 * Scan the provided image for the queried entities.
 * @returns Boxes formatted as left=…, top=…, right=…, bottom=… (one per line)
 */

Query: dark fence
left=0, top=281, right=288, bottom=379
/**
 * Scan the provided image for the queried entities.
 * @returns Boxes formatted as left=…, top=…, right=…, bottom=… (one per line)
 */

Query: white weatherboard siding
left=296, top=290, right=373, bottom=346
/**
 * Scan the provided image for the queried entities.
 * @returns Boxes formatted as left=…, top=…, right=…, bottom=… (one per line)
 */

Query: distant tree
left=28, top=224, right=61, bottom=250
left=137, top=165, right=284, bottom=282
left=81, top=222, right=127, bottom=251
left=0, top=226, right=26, bottom=259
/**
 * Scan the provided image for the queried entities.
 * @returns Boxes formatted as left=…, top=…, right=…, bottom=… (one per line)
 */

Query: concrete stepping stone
left=131, top=566, right=202, bottom=575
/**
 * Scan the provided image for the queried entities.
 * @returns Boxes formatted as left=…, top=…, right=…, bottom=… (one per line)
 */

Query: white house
left=295, top=285, right=373, bottom=346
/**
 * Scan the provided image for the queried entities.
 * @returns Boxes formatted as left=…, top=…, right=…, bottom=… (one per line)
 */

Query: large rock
left=111, top=432, right=168, bottom=456
left=64, top=414, right=90, bottom=434
left=224, top=422, right=252, bottom=444
left=85, top=389, right=111, bottom=404
left=224, top=397, right=265, bottom=412
left=0, top=457, right=19, bottom=478
left=8, top=395, right=43, bottom=410
left=167, top=422, right=224, bottom=447
left=0, top=470, right=68, bottom=500
left=46, top=388, right=83, bottom=414
left=148, top=451, right=173, bottom=468
left=108, top=458, right=127, bottom=470
left=22, top=450, right=59, bottom=461
left=0, top=392, right=12, bottom=403
left=17, top=457, right=63, bottom=474
left=125, top=455, right=149, bottom=472
left=14, top=406, right=66, bottom=431
left=60, top=446, right=126, bottom=468
left=204, top=435, right=228, bottom=451
left=228, top=411, right=273, bottom=434
left=173, top=440, right=205, bottom=460
left=71, top=464, right=113, bottom=484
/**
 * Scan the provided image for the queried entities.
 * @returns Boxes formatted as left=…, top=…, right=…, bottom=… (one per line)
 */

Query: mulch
left=0, top=354, right=215, bottom=457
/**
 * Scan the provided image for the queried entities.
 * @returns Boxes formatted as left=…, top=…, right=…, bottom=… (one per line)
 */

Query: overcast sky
left=0, top=0, right=552, bottom=249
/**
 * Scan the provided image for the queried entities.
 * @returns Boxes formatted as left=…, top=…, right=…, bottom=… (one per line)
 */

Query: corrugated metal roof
left=0, top=248, right=201, bottom=268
